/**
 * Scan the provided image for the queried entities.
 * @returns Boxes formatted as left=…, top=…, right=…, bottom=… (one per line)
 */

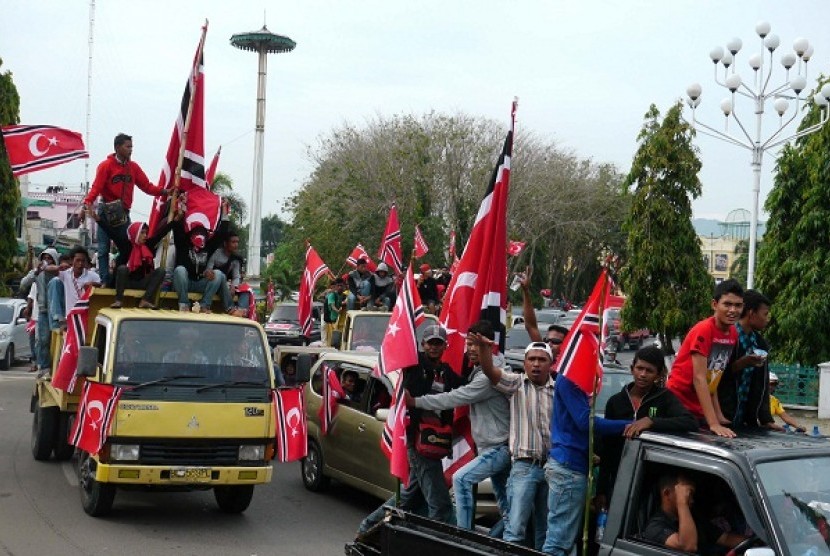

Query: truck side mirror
left=295, top=354, right=313, bottom=383
left=375, top=408, right=390, bottom=422
left=76, top=346, right=98, bottom=377
left=331, top=331, right=342, bottom=350
left=16, top=317, right=28, bottom=325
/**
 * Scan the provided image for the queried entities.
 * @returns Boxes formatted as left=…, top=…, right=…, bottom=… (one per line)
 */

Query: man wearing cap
left=479, top=340, right=555, bottom=549
left=417, top=264, right=440, bottom=314
left=357, top=324, right=463, bottom=536
left=347, top=258, right=373, bottom=310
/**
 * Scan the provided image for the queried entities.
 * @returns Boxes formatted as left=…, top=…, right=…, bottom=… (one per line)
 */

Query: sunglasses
left=545, top=338, right=563, bottom=345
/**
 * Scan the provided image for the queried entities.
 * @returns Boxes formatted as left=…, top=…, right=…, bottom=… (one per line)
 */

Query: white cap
left=524, top=341, right=553, bottom=361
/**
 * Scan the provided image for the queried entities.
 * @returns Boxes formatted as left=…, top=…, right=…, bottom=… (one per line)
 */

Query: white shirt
left=58, top=268, right=101, bottom=313
left=27, top=282, right=38, bottom=321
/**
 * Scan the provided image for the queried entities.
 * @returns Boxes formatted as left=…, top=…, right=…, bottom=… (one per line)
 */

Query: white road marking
left=62, top=461, right=79, bottom=487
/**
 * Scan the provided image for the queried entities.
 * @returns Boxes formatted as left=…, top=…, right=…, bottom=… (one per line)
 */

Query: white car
left=0, top=298, right=31, bottom=369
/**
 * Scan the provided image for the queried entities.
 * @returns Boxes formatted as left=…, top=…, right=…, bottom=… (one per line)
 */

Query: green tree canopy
left=619, top=102, right=711, bottom=347
left=0, top=58, right=21, bottom=295
left=757, top=76, right=830, bottom=366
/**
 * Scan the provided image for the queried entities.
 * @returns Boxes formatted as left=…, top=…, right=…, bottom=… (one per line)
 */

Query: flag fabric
left=439, top=100, right=516, bottom=374
left=273, top=387, right=307, bottom=462
left=414, top=226, right=429, bottom=259
left=0, top=125, right=88, bottom=178
left=148, top=24, right=208, bottom=236
left=206, top=146, right=221, bottom=187
left=441, top=407, right=476, bottom=486
left=236, top=283, right=257, bottom=320
left=318, top=364, right=346, bottom=436
left=377, top=204, right=404, bottom=273
left=52, top=289, right=92, bottom=392
left=507, top=240, right=526, bottom=257
left=181, top=186, right=222, bottom=234
left=380, top=372, right=410, bottom=486
left=298, top=243, right=330, bottom=338
left=346, top=244, right=378, bottom=272
left=448, top=231, right=460, bottom=274
left=69, top=381, right=123, bottom=455
left=266, top=280, right=275, bottom=313
left=374, top=264, right=424, bottom=376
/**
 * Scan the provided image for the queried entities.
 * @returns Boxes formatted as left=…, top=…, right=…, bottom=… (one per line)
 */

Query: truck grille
left=140, top=442, right=239, bottom=466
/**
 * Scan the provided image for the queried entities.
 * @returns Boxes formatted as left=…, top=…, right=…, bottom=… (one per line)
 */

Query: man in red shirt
left=667, top=279, right=744, bottom=438
left=82, top=133, right=171, bottom=286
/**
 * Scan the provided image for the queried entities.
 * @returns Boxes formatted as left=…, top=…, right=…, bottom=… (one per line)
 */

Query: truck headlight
left=238, top=445, right=265, bottom=461
left=111, top=444, right=140, bottom=461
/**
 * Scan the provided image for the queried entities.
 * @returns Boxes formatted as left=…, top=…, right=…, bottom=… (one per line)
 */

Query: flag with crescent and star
left=52, top=288, right=92, bottom=393
left=273, top=387, right=307, bottom=462
left=414, top=225, right=429, bottom=259
left=346, top=244, right=377, bottom=272
left=69, top=381, right=123, bottom=455
left=507, top=240, right=526, bottom=257
left=318, top=364, right=346, bottom=436
left=148, top=23, right=208, bottom=237
left=377, top=203, right=404, bottom=274
left=0, top=125, right=89, bottom=178
left=380, top=371, right=410, bottom=486
left=439, top=100, right=516, bottom=374
left=298, top=243, right=331, bottom=338
left=375, top=263, right=424, bottom=377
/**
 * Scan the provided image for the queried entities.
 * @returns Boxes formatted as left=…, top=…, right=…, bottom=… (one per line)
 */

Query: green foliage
left=729, top=239, right=749, bottom=280
left=0, top=58, right=21, bottom=295
left=261, top=241, right=302, bottom=300
left=757, top=76, right=830, bottom=366
left=619, top=102, right=711, bottom=343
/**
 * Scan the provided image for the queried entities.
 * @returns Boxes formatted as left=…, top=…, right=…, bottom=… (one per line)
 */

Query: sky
left=3, top=0, right=829, bottom=228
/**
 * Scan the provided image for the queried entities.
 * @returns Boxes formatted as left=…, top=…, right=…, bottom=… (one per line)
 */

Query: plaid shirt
left=495, top=371, right=554, bottom=461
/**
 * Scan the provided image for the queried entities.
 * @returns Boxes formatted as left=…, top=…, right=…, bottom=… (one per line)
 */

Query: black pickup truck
left=347, top=430, right=830, bottom=556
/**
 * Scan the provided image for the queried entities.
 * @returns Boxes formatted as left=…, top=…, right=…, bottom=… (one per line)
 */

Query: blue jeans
left=95, top=206, right=130, bottom=287
left=542, top=459, right=587, bottom=556
left=504, top=460, right=549, bottom=550
left=219, top=280, right=252, bottom=313
left=36, top=312, right=51, bottom=370
left=453, top=443, right=511, bottom=530
left=173, top=266, right=224, bottom=308
left=47, top=277, right=66, bottom=330
left=347, top=279, right=372, bottom=310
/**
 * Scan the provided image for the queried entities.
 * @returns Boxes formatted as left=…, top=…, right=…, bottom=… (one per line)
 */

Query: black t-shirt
left=643, top=510, right=722, bottom=554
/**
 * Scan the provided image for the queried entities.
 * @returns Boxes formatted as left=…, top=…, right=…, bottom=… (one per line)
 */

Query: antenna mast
left=84, top=0, right=95, bottom=194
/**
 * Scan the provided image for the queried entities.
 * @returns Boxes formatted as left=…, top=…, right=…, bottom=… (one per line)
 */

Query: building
left=694, top=209, right=764, bottom=284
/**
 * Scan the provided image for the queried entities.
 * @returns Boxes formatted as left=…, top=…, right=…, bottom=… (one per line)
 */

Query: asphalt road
left=0, top=363, right=379, bottom=556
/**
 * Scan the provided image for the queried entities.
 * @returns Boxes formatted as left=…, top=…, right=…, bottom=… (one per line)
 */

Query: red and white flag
left=346, top=244, right=377, bottom=272
left=69, top=381, right=123, bottom=455
left=414, top=226, right=429, bottom=259
left=0, top=125, right=89, bottom=177
left=441, top=406, right=476, bottom=486
left=318, top=364, right=346, bottom=436
left=236, top=283, right=257, bottom=320
left=374, top=264, right=424, bottom=376
left=380, top=373, right=410, bottom=486
left=52, top=289, right=91, bottom=392
left=378, top=204, right=404, bottom=273
left=448, top=231, right=460, bottom=274
left=148, top=23, right=208, bottom=236
left=266, top=280, right=276, bottom=313
left=206, top=146, right=221, bottom=188
left=181, top=186, right=222, bottom=234
left=298, top=243, right=330, bottom=338
left=439, top=100, right=516, bottom=373
left=507, top=240, right=526, bottom=257
left=273, top=387, right=307, bottom=462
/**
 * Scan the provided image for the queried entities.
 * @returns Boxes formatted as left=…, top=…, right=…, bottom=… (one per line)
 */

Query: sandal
left=110, top=300, right=123, bottom=309
left=138, top=300, right=157, bottom=309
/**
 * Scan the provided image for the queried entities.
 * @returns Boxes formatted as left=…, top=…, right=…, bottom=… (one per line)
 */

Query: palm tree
left=211, top=172, right=247, bottom=229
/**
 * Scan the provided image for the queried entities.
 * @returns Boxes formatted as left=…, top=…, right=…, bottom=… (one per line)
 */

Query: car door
left=349, top=371, right=396, bottom=493
left=12, top=303, right=29, bottom=359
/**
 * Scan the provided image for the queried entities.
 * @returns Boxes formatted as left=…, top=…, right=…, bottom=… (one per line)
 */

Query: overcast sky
left=3, top=1, right=829, bottom=227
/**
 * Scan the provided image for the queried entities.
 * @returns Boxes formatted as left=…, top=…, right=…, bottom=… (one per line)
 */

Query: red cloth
left=346, top=244, right=378, bottom=272
left=380, top=375, right=410, bottom=486
left=374, top=264, right=424, bottom=376
left=378, top=204, right=404, bottom=273
left=298, top=244, right=330, bottom=337
left=52, top=289, right=91, bottom=392
left=69, top=381, right=123, bottom=455
left=126, top=222, right=154, bottom=273
left=666, top=316, right=737, bottom=418
left=273, top=387, right=307, bottom=462
left=84, top=154, right=163, bottom=209
left=1, top=125, right=88, bottom=177
left=318, top=364, right=346, bottom=436
left=414, top=225, right=429, bottom=259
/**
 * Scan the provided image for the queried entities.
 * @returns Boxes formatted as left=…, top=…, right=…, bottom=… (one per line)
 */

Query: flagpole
left=582, top=265, right=610, bottom=556
left=156, top=21, right=208, bottom=306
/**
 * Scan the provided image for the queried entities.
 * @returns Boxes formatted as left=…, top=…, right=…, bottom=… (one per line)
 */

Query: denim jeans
left=95, top=206, right=130, bottom=287
left=453, top=443, right=511, bottom=530
left=173, top=266, right=224, bottom=308
left=542, top=459, right=587, bottom=556
left=219, top=279, right=252, bottom=312
left=47, top=277, right=65, bottom=330
left=504, top=459, right=549, bottom=550
left=36, top=312, right=51, bottom=370
left=347, top=279, right=372, bottom=310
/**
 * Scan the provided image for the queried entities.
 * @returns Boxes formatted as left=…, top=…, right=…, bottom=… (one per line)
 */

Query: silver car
left=0, top=299, right=32, bottom=369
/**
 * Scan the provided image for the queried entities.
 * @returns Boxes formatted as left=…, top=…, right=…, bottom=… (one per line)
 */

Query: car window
left=0, top=304, right=13, bottom=324
left=270, top=305, right=299, bottom=322
left=506, top=327, right=532, bottom=350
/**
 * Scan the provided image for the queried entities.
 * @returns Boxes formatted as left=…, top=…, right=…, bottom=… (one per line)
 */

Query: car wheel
left=213, top=485, right=255, bottom=513
left=0, top=344, right=13, bottom=370
left=78, top=450, right=116, bottom=516
left=31, top=404, right=58, bottom=461
left=301, top=441, right=330, bottom=492
left=53, top=412, right=75, bottom=461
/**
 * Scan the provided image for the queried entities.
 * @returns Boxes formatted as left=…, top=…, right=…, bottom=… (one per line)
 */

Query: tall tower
left=230, top=25, right=296, bottom=280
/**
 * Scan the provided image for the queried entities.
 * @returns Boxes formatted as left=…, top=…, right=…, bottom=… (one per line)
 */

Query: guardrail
left=769, top=363, right=819, bottom=409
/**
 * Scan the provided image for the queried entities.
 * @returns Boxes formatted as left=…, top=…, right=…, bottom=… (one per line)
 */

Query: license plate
left=170, top=467, right=211, bottom=482
left=274, top=324, right=292, bottom=330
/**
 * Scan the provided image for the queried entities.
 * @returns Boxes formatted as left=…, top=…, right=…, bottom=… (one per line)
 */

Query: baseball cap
left=422, top=325, right=447, bottom=343
left=525, top=341, right=553, bottom=361
left=420, top=263, right=431, bottom=273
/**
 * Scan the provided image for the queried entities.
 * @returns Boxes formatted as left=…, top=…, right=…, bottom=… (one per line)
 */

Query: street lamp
left=685, top=21, right=830, bottom=289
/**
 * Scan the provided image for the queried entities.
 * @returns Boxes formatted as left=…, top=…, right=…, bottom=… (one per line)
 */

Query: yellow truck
left=31, top=291, right=297, bottom=517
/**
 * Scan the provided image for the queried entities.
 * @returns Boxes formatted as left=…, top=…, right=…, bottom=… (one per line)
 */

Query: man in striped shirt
left=480, top=340, right=555, bottom=550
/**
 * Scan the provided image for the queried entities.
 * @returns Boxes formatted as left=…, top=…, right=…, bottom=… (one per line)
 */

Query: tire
left=53, top=413, right=75, bottom=461
left=213, top=485, right=255, bottom=513
left=31, top=404, right=58, bottom=461
left=301, top=441, right=330, bottom=492
left=0, top=343, right=13, bottom=370
left=78, top=451, right=116, bottom=516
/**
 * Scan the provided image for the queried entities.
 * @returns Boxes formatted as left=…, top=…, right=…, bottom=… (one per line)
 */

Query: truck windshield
left=113, top=320, right=270, bottom=386
left=269, top=305, right=298, bottom=322
left=757, top=456, right=830, bottom=555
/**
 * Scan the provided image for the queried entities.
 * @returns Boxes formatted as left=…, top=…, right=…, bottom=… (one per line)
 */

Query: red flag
left=236, top=283, right=257, bottom=320
left=273, top=387, right=307, bottom=462
left=298, top=243, right=330, bottom=338
left=206, top=146, right=221, bottom=188
left=346, top=244, right=378, bottom=272
left=148, top=24, right=208, bottom=236
left=69, top=381, right=123, bottom=455
left=380, top=373, right=410, bottom=486
left=439, top=100, right=516, bottom=374
left=318, top=364, right=346, bottom=435
left=266, top=280, right=275, bottom=313
left=441, top=407, right=475, bottom=486
left=507, top=240, right=526, bottom=257
left=414, top=226, right=429, bottom=259
left=52, top=289, right=91, bottom=392
left=374, top=264, right=424, bottom=376
left=448, top=231, right=460, bottom=274
left=378, top=204, right=404, bottom=273
left=0, top=125, right=89, bottom=177
left=181, top=186, right=222, bottom=234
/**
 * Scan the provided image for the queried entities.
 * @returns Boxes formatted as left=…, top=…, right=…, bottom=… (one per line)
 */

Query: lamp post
left=685, top=21, right=830, bottom=289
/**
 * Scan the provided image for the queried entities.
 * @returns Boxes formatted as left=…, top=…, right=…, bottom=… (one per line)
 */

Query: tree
left=619, top=102, right=712, bottom=353
left=210, top=170, right=247, bottom=254
left=260, top=213, right=287, bottom=258
left=729, top=239, right=749, bottom=280
left=0, top=58, right=21, bottom=295
left=756, top=76, right=830, bottom=366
